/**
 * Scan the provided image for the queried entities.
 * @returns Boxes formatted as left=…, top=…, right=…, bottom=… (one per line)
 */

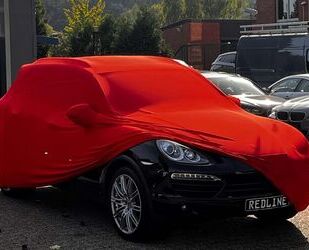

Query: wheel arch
left=99, top=154, right=151, bottom=201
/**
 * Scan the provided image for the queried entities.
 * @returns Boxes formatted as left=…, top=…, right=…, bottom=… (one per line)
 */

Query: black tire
left=1, top=188, right=35, bottom=198
left=255, top=207, right=297, bottom=222
left=107, top=166, right=158, bottom=242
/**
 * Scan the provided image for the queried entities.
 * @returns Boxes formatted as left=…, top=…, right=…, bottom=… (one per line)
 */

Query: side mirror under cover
left=67, top=104, right=100, bottom=128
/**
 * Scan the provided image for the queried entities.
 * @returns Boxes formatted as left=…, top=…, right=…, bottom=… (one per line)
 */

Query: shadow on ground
left=0, top=187, right=308, bottom=249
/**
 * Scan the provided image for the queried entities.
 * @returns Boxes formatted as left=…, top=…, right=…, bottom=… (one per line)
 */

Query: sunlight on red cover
left=0, top=56, right=308, bottom=211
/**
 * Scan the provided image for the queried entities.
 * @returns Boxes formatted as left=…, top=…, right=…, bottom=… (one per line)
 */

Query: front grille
left=218, top=172, right=278, bottom=198
left=171, top=180, right=224, bottom=198
left=171, top=172, right=278, bottom=199
left=277, top=111, right=289, bottom=120
left=290, top=112, right=306, bottom=122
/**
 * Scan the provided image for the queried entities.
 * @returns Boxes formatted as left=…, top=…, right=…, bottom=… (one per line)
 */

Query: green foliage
left=64, top=0, right=105, bottom=34
left=127, top=7, right=163, bottom=54
left=69, top=24, right=95, bottom=56
left=202, top=0, right=227, bottom=19
left=149, top=2, right=165, bottom=26
left=36, top=0, right=54, bottom=58
left=162, top=0, right=186, bottom=25
left=42, top=0, right=160, bottom=31
left=51, top=1, right=170, bottom=57
left=154, top=0, right=255, bottom=25
left=185, top=0, right=205, bottom=19
left=55, top=0, right=106, bottom=56
left=98, top=15, right=116, bottom=54
left=113, top=6, right=169, bottom=55
left=36, top=0, right=48, bottom=35
left=112, top=13, right=135, bottom=53
left=221, top=0, right=251, bottom=19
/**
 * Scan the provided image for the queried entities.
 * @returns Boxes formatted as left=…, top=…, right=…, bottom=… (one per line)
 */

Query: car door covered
left=0, top=56, right=309, bottom=212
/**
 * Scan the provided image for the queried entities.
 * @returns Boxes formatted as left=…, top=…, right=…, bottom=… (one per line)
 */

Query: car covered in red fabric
left=0, top=56, right=308, bottom=241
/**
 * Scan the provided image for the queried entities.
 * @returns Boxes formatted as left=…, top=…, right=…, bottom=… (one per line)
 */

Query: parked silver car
left=202, top=72, right=285, bottom=117
left=269, top=95, right=309, bottom=137
left=268, top=74, right=309, bottom=100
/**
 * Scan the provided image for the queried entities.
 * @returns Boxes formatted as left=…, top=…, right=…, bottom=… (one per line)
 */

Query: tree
left=113, top=6, right=171, bottom=55
left=161, top=0, right=186, bottom=25
left=203, top=0, right=228, bottom=19
left=98, top=15, right=116, bottom=54
left=113, top=14, right=135, bottom=53
left=150, top=2, right=165, bottom=26
left=36, top=0, right=53, bottom=58
left=185, top=0, right=205, bottom=19
left=59, top=0, right=106, bottom=56
left=64, top=0, right=105, bottom=34
left=221, top=0, right=250, bottom=19
left=69, top=24, right=95, bottom=56
left=127, top=7, right=162, bottom=54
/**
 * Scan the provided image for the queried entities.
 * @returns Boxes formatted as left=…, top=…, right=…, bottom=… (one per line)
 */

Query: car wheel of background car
left=1, top=188, right=35, bottom=198
left=255, top=207, right=297, bottom=222
left=108, top=166, right=156, bottom=242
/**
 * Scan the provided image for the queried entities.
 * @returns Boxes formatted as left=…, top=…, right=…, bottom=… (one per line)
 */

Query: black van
left=236, top=33, right=309, bottom=87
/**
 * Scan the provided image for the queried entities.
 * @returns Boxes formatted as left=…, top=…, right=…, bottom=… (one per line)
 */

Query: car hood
left=274, top=95, right=309, bottom=112
left=234, top=95, right=285, bottom=109
left=131, top=107, right=308, bottom=158
left=128, top=107, right=309, bottom=211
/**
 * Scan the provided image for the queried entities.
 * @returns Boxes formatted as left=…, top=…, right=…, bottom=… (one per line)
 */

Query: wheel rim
left=110, top=174, right=142, bottom=235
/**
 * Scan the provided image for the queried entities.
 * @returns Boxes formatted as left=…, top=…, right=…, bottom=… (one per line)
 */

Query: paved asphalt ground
left=0, top=187, right=308, bottom=250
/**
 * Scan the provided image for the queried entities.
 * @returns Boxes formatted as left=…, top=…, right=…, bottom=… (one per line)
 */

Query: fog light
left=171, top=173, right=221, bottom=181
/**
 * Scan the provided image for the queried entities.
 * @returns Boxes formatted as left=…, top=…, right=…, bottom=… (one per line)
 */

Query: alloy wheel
left=110, top=174, right=142, bottom=234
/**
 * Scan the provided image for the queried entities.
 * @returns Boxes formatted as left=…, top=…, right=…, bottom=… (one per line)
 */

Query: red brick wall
left=298, top=0, right=309, bottom=21
left=162, top=23, right=190, bottom=54
left=202, top=23, right=221, bottom=69
left=256, top=0, right=277, bottom=24
left=256, top=0, right=309, bottom=24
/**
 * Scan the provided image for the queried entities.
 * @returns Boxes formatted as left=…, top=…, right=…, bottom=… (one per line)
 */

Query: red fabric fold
left=0, top=56, right=308, bottom=211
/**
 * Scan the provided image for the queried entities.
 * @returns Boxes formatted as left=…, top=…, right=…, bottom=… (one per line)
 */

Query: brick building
left=256, top=0, right=309, bottom=23
left=162, top=19, right=253, bottom=70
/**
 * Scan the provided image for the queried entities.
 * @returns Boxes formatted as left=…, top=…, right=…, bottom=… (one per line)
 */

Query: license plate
left=245, top=195, right=289, bottom=212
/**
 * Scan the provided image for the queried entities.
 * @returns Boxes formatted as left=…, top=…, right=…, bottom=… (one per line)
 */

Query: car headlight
left=240, top=101, right=263, bottom=115
left=156, top=140, right=210, bottom=164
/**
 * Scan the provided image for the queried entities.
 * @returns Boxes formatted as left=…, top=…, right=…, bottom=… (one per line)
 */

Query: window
left=221, top=54, right=236, bottom=64
left=278, top=0, right=298, bottom=20
left=295, top=79, right=309, bottom=92
left=271, top=78, right=300, bottom=93
left=209, top=76, right=264, bottom=96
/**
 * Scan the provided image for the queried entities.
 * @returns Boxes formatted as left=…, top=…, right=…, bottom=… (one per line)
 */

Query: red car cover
left=0, top=56, right=308, bottom=211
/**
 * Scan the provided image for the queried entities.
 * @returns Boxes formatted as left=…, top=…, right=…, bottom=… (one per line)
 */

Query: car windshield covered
left=101, top=69, right=232, bottom=114
left=208, top=76, right=264, bottom=96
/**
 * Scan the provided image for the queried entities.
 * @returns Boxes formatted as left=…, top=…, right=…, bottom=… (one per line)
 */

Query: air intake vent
left=290, top=112, right=305, bottom=121
left=277, top=111, right=289, bottom=121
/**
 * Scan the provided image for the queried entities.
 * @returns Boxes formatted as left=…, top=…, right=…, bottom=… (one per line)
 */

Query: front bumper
left=150, top=157, right=286, bottom=216
left=152, top=171, right=284, bottom=216
left=130, top=141, right=292, bottom=216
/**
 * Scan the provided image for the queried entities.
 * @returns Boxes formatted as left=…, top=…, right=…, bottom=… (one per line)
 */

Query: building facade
left=0, top=0, right=5, bottom=96
left=256, top=0, right=309, bottom=23
left=0, top=0, right=36, bottom=96
left=162, top=19, right=253, bottom=70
